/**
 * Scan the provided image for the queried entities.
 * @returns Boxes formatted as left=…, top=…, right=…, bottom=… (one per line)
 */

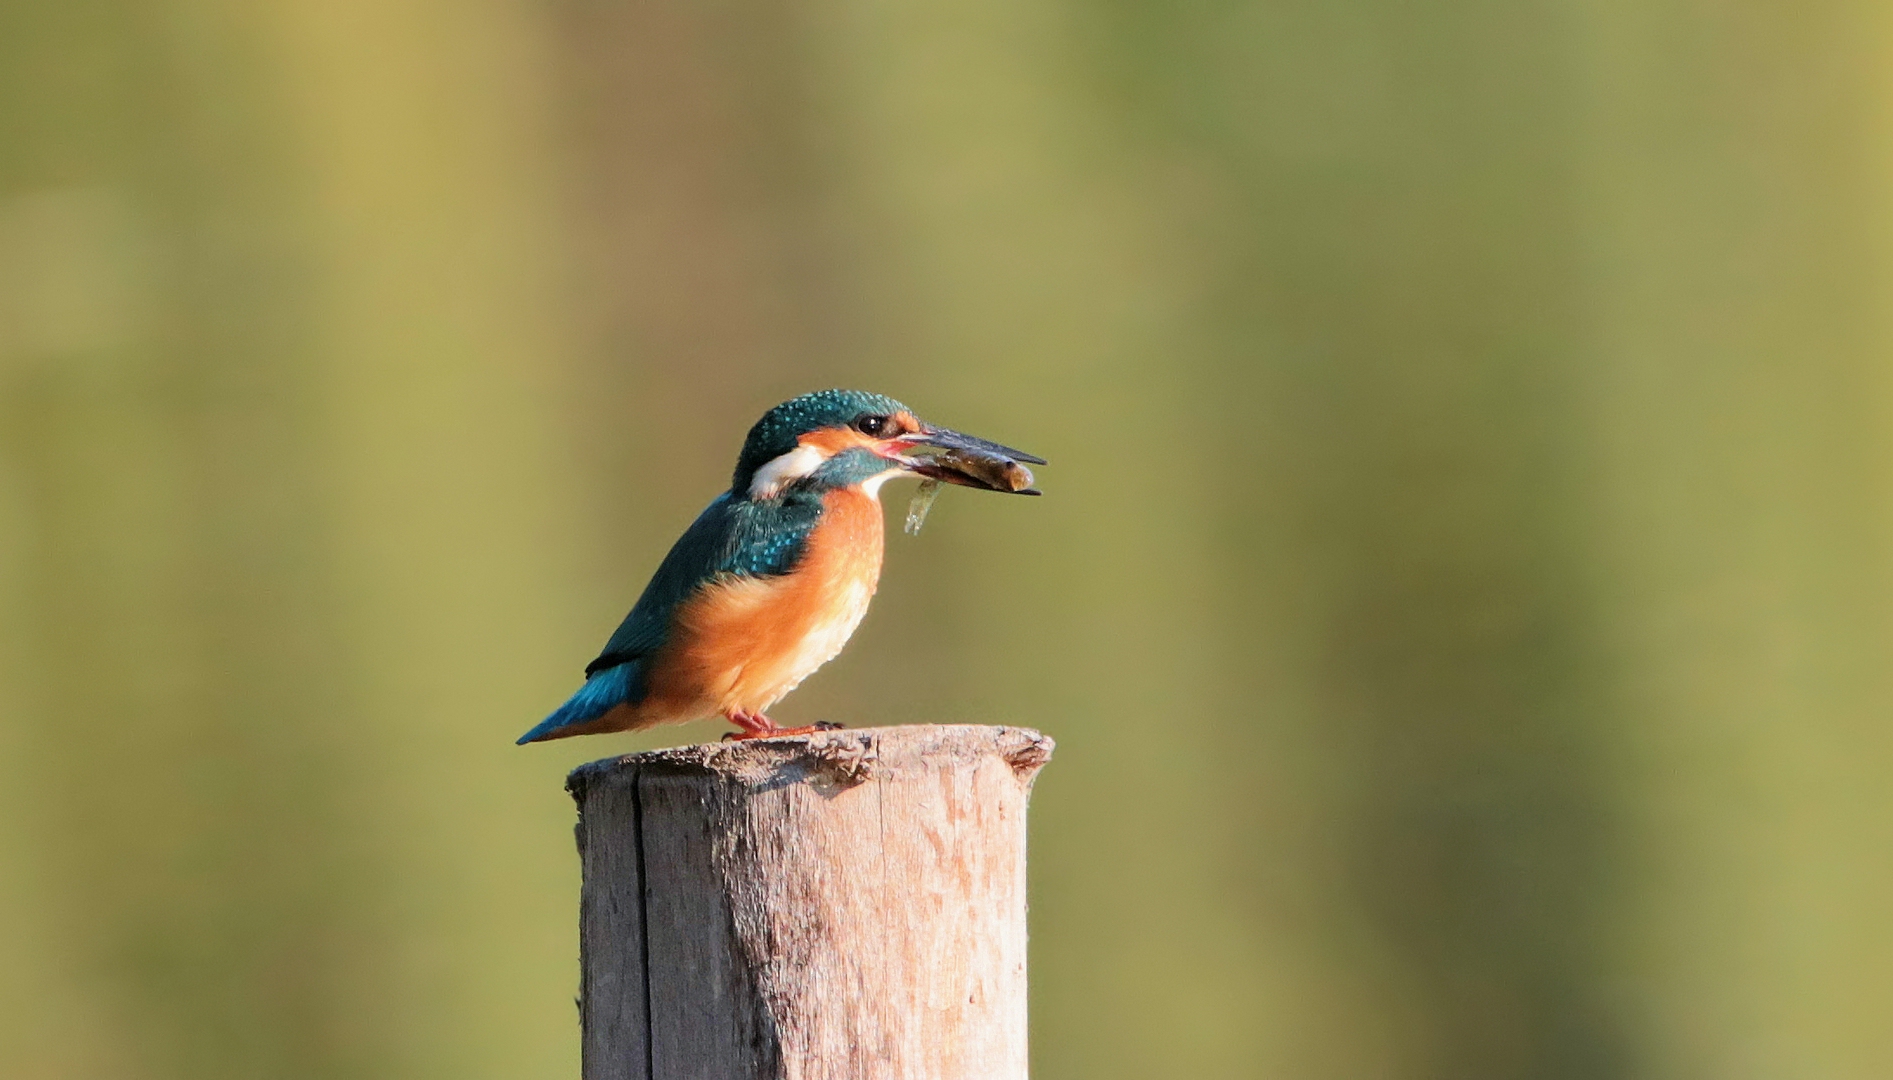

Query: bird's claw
left=721, top=720, right=848, bottom=742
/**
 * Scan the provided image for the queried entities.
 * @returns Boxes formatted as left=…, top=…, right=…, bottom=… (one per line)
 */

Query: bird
left=517, top=389, right=1043, bottom=744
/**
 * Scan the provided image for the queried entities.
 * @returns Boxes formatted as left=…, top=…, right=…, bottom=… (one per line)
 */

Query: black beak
left=913, top=425, right=1046, bottom=466
left=898, top=425, right=1046, bottom=495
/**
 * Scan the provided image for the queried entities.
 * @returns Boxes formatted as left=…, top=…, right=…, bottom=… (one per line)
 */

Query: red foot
left=725, top=709, right=774, bottom=733
left=721, top=715, right=849, bottom=742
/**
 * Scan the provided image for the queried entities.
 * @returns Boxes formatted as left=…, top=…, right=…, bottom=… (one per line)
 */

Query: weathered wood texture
left=568, top=724, right=1054, bottom=1080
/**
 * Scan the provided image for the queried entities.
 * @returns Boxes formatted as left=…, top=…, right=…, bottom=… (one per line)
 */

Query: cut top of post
left=565, top=723, right=1055, bottom=800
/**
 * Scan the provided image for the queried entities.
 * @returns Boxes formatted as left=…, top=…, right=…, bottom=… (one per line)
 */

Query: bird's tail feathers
left=516, top=662, right=641, bottom=745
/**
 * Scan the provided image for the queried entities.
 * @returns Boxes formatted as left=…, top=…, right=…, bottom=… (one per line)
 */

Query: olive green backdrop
left=3, top=1, right=1890, bottom=1077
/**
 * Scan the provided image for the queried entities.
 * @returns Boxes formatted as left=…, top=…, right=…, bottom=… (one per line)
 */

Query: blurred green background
left=3, top=0, right=1891, bottom=1077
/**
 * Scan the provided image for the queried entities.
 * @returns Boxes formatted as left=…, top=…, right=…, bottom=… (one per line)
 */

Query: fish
left=913, top=447, right=1038, bottom=494
left=902, top=446, right=1038, bottom=535
left=905, top=478, right=943, bottom=535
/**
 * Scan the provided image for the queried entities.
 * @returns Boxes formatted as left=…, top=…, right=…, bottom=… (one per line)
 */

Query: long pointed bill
left=914, top=425, right=1046, bottom=466
left=892, top=425, right=1045, bottom=495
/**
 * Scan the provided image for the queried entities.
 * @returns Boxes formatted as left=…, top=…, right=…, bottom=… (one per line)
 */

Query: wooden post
left=567, top=724, right=1054, bottom=1080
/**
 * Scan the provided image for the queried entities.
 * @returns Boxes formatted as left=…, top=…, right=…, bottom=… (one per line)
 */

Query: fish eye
left=855, top=415, right=888, bottom=436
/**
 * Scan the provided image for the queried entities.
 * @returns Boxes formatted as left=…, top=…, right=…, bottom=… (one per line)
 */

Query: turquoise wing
left=585, top=491, right=822, bottom=673
left=516, top=490, right=826, bottom=743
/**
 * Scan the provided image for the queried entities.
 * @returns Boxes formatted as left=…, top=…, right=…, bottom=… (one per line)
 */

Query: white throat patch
left=859, top=468, right=904, bottom=500
left=748, top=444, right=829, bottom=499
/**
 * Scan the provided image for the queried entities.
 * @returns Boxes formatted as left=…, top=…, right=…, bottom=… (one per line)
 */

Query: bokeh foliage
left=3, top=1, right=1890, bottom=1078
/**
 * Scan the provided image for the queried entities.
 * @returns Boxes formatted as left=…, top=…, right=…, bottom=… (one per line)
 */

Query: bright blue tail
left=516, top=662, right=641, bottom=744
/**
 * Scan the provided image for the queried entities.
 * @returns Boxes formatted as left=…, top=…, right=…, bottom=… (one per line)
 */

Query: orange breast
left=645, top=488, right=886, bottom=720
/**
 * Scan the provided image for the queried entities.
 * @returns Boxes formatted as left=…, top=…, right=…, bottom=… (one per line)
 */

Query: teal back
left=586, top=487, right=825, bottom=673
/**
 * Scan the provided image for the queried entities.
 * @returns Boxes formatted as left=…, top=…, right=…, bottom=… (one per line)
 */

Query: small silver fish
left=902, top=444, right=1040, bottom=535
left=904, top=478, right=943, bottom=535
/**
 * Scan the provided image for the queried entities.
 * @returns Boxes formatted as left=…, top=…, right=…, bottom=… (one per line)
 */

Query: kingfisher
left=517, top=389, right=1043, bottom=744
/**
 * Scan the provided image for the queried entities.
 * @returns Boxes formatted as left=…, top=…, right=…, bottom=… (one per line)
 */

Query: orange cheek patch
left=799, top=427, right=878, bottom=455
left=801, top=417, right=918, bottom=459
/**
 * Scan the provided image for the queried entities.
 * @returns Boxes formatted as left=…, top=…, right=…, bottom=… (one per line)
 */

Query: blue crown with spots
left=733, top=389, right=909, bottom=491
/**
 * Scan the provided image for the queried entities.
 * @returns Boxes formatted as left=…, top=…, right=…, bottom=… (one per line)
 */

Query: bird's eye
left=855, top=415, right=888, bottom=437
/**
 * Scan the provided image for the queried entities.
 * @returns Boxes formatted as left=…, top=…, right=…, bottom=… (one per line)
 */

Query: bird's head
left=733, top=389, right=1044, bottom=502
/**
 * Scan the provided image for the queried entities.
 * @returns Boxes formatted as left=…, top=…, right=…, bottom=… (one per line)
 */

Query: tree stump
left=567, top=724, right=1054, bottom=1080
